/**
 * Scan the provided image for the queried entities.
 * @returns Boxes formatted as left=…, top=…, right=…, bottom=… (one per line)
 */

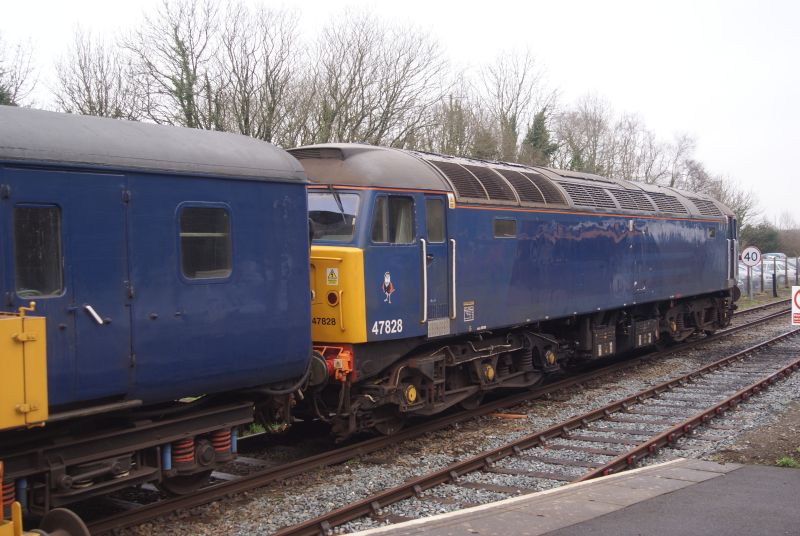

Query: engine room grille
left=609, top=189, right=656, bottom=212
left=427, top=160, right=488, bottom=200
left=521, top=172, right=567, bottom=205
left=289, top=147, right=343, bottom=160
left=688, top=197, right=723, bottom=217
left=647, top=192, right=688, bottom=214
left=557, top=182, right=617, bottom=209
left=493, top=169, right=546, bottom=204
left=462, top=165, right=517, bottom=202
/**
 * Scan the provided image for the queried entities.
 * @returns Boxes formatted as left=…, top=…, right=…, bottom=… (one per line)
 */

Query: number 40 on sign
left=792, top=286, right=800, bottom=326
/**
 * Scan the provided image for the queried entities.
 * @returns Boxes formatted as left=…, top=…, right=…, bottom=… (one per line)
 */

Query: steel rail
left=90, top=306, right=791, bottom=534
left=270, top=328, right=800, bottom=536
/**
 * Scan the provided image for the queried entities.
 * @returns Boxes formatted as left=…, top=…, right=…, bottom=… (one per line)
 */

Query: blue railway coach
left=294, top=144, right=739, bottom=437
left=0, top=107, right=314, bottom=521
left=0, top=106, right=311, bottom=409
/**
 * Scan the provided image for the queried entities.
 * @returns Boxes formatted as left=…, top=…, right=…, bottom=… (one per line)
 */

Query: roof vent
left=289, top=147, right=343, bottom=160
left=609, top=189, right=655, bottom=212
left=462, top=165, right=517, bottom=202
left=688, top=197, right=723, bottom=217
left=493, top=169, right=545, bottom=204
left=521, top=172, right=567, bottom=205
left=647, top=192, right=688, bottom=214
left=558, top=182, right=616, bottom=209
left=427, top=160, right=488, bottom=200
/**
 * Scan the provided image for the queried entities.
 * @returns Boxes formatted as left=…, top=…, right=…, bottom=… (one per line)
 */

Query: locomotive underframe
left=318, top=290, right=736, bottom=438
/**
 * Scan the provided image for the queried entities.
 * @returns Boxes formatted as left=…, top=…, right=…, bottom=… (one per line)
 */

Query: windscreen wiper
left=328, top=184, right=347, bottom=224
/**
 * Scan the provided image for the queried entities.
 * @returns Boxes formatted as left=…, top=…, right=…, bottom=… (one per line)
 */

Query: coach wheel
left=159, top=470, right=213, bottom=496
left=37, top=507, right=90, bottom=536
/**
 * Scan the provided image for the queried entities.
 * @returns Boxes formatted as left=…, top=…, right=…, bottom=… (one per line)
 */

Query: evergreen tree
left=520, top=108, right=557, bottom=165
left=0, top=84, right=12, bottom=105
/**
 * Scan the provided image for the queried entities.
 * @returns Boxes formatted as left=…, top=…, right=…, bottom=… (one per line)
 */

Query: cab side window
left=13, top=206, right=64, bottom=297
left=371, top=196, right=414, bottom=244
left=426, top=199, right=445, bottom=243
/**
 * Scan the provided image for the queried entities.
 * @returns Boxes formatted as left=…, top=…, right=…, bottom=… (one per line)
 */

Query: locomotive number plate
left=312, top=317, right=337, bottom=326
left=371, top=319, right=403, bottom=335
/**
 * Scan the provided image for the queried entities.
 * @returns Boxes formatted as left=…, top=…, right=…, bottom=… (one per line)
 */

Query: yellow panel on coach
left=309, top=246, right=367, bottom=343
left=0, top=306, right=48, bottom=431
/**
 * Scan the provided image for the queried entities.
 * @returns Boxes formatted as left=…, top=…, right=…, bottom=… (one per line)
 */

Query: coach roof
left=0, top=106, right=306, bottom=182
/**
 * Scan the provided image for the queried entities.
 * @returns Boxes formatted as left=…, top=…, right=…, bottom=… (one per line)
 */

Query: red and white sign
left=793, top=286, right=800, bottom=326
left=741, top=246, right=762, bottom=268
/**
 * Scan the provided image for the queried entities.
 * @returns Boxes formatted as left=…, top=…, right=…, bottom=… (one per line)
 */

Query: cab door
left=1, top=167, right=131, bottom=406
left=421, top=196, right=452, bottom=338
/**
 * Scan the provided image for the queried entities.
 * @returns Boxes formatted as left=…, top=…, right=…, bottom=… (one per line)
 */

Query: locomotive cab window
left=426, top=199, right=445, bottom=243
left=493, top=218, right=516, bottom=238
left=179, top=206, right=232, bottom=279
left=371, top=196, right=414, bottom=244
left=308, top=191, right=360, bottom=242
left=13, top=206, right=64, bottom=297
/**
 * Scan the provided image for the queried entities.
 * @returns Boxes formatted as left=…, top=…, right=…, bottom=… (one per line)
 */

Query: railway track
left=87, top=302, right=791, bottom=534
left=275, top=328, right=800, bottom=535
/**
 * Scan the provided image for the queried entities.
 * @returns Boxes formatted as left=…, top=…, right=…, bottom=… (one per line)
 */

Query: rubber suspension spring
left=172, top=438, right=195, bottom=464
left=2, top=480, right=14, bottom=516
left=210, top=429, right=231, bottom=453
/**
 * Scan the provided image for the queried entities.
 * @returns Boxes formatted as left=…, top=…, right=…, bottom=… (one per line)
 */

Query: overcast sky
left=2, top=0, right=797, bottom=222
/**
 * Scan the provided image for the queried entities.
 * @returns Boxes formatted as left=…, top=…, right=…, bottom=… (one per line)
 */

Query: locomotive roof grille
left=494, top=168, right=546, bottom=204
left=427, top=160, right=489, bottom=200
left=290, top=147, right=344, bottom=160
left=648, top=192, right=689, bottom=214
left=688, top=197, right=723, bottom=217
left=558, top=182, right=617, bottom=209
left=522, top=172, right=568, bottom=205
left=462, top=164, right=518, bottom=202
left=609, top=189, right=656, bottom=212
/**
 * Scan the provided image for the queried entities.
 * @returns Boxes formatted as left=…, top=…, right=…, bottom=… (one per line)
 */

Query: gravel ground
left=120, top=313, right=800, bottom=536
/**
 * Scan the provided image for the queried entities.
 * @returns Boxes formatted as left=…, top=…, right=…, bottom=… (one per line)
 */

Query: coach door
left=421, top=196, right=452, bottom=338
left=0, top=168, right=131, bottom=406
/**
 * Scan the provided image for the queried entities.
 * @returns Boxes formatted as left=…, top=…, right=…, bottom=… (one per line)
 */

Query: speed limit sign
left=741, top=246, right=762, bottom=267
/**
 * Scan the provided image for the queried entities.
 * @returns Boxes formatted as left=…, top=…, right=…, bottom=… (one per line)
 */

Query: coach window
left=179, top=206, right=232, bottom=279
left=426, top=199, right=445, bottom=243
left=493, top=218, right=516, bottom=238
left=13, top=206, right=64, bottom=297
left=371, top=196, right=414, bottom=244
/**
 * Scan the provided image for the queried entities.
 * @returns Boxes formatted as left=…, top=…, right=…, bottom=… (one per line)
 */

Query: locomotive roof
left=290, top=143, right=733, bottom=219
left=0, top=106, right=306, bottom=183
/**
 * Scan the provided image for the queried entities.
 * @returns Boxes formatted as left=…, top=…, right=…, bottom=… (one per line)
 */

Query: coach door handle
left=84, top=304, right=105, bottom=325
left=420, top=239, right=428, bottom=323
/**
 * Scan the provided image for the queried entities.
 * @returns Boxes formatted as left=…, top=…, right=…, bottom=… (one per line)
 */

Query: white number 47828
left=371, top=319, right=403, bottom=335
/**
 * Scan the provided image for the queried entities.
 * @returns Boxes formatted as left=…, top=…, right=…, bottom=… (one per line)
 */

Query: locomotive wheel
left=458, top=393, right=484, bottom=410
left=372, top=408, right=406, bottom=435
left=38, top=507, right=91, bottom=536
left=159, top=470, right=213, bottom=496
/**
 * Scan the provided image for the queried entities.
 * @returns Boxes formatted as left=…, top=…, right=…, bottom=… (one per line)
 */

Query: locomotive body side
left=296, top=143, right=738, bottom=437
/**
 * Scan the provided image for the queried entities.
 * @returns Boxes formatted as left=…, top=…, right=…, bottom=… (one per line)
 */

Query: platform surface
left=351, top=458, right=800, bottom=536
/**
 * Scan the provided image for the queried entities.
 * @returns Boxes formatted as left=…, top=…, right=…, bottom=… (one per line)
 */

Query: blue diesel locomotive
left=0, top=106, right=311, bottom=520
left=296, top=144, right=739, bottom=436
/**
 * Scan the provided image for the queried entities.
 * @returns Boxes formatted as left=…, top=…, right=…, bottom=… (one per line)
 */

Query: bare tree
left=551, top=94, right=613, bottom=173
left=0, top=33, right=35, bottom=105
left=124, top=0, right=222, bottom=129
left=304, top=12, right=449, bottom=146
left=478, top=50, right=551, bottom=161
left=54, top=29, right=140, bottom=119
left=217, top=4, right=300, bottom=142
left=667, top=133, right=696, bottom=187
